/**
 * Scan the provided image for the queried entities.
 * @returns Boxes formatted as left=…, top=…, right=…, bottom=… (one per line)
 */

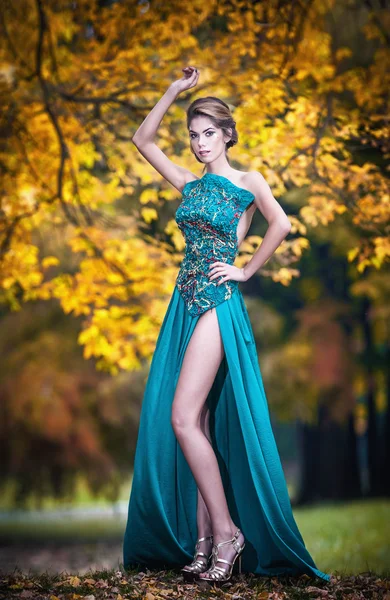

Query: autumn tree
left=0, top=0, right=389, bottom=503
left=1, top=0, right=388, bottom=370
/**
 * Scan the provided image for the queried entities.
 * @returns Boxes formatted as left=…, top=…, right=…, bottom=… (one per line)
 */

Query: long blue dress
left=123, top=172, right=331, bottom=582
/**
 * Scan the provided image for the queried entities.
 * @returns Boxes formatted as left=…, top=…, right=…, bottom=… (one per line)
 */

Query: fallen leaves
left=1, top=568, right=389, bottom=600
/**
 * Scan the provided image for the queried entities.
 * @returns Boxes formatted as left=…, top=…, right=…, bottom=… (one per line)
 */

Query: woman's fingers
left=180, top=66, right=199, bottom=87
left=183, top=66, right=198, bottom=75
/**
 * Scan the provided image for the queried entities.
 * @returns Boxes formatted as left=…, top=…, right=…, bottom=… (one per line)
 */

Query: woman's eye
left=189, top=131, right=214, bottom=139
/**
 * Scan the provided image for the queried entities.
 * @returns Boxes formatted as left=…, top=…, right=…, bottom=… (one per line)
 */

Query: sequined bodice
left=174, top=172, right=255, bottom=316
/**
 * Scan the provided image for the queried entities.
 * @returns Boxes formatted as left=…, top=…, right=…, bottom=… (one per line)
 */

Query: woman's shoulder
left=238, top=170, right=267, bottom=199
left=240, top=170, right=266, bottom=185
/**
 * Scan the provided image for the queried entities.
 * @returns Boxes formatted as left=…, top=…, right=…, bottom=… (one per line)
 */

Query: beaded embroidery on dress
left=175, top=173, right=255, bottom=316
left=123, top=173, right=331, bottom=582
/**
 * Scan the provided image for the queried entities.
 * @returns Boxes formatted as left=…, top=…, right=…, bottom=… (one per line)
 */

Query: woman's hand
left=170, top=66, right=200, bottom=95
left=208, top=261, right=247, bottom=285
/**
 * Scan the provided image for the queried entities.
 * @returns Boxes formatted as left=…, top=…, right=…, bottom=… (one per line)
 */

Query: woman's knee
left=171, top=405, right=197, bottom=437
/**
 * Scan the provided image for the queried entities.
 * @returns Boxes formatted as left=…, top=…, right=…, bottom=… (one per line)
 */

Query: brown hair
left=186, top=97, right=238, bottom=165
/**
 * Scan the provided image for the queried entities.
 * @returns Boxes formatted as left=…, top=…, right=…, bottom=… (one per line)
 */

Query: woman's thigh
left=171, top=306, right=224, bottom=429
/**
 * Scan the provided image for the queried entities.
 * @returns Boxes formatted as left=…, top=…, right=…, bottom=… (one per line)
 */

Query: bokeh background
left=0, top=0, right=389, bottom=577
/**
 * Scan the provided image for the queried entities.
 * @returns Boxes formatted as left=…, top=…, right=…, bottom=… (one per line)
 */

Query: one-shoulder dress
left=123, top=172, right=331, bottom=582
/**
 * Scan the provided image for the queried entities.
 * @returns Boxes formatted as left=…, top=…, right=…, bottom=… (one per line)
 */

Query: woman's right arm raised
left=132, top=66, right=200, bottom=193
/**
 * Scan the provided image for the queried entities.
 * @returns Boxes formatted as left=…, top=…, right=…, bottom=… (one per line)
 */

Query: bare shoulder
left=241, top=170, right=268, bottom=192
left=241, top=170, right=275, bottom=202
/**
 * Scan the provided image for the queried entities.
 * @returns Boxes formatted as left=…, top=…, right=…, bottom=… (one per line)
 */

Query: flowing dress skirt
left=123, top=285, right=331, bottom=582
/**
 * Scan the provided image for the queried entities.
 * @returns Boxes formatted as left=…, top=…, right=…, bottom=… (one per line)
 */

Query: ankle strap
left=214, top=528, right=241, bottom=548
left=197, top=534, right=213, bottom=543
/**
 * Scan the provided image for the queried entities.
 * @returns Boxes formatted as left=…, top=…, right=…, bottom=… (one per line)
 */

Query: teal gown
left=123, top=172, right=331, bottom=582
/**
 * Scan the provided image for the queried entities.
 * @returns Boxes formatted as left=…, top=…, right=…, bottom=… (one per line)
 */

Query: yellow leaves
left=0, top=61, right=16, bottom=86
left=0, top=0, right=388, bottom=377
left=159, top=188, right=176, bottom=201
left=300, top=196, right=347, bottom=227
left=164, top=218, right=186, bottom=252
left=288, top=216, right=307, bottom=236
left=357, top=258, right=373, bottom=273
left=40, top=229, right=180, bottom=371
left=348, top=162, right=379, bottom=193
left=0, top=243, right=43, bottom=304
left=239, top=235, right=263, bottom=255
left=73, top=141, right=100, bottom=169
left=68, top=236, right=96, bottom=257
left=140, top=188, right=159, bottom=205
left=290, top=237, right=310, bottom=258
left=335, top=47, right=353, bottom=62
left=347, top=237, right=390, bottom=273
left=335, top=205, right=347, bottom=215
left=347, top=247, right=359, bottom=263
left=78, top=303, right=158, bottom=372
left=19, top=185, right=38, bottom=210
left=141, top=207, right=158, bottom=223
left=294, top=30, right=333, bottom=83
left=271, top=267, right=301, bottom=286
left=79, top=324, right=115, bottom=361
left=374, top=237, right=390, bottom=265
left=42, top=256, right=60, bottom=269
left=354, top=191, right=389, bottom=226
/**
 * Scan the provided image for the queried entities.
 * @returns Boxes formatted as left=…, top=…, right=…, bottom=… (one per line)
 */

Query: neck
left=204, top=155, right=233, bottom=177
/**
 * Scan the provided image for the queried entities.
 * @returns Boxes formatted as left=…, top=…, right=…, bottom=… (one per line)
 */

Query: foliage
left=2, top=567, right=390, bottom=599
left=261, top=299, right=356, bottom=424
left=0, top=301, right=144, bottom=506
left=0, top=0, right=389, bottom=371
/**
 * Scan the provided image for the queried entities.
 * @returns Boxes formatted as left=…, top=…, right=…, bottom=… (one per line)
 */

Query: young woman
left=123, top=66, right=332, bottom=585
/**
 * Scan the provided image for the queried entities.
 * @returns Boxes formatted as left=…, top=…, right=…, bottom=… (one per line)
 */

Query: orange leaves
left=348, top=237, right=390, bottom=273
left=300, top=197, right=347, bottom=227
left=288, top=216, right=307, bottom=236
left=269, top=267, right=301, bottom=286
left=237, top=234, right=308, bottom=284
left=46, top=229, right=180, bottom=372
left=0, top=0, right=388, bottom=375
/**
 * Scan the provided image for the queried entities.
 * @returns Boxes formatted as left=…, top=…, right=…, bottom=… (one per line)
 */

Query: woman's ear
left=224, top=127, right=233, bottom=145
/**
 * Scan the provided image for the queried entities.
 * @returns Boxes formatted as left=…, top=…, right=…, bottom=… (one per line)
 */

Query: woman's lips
left=199, top=151, right=210, bottom=156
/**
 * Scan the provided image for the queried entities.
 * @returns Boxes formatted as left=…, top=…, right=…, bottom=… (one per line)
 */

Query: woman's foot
left=181, top=533, right=213, bottom=581
left=198, top=526, right=245, bottom=582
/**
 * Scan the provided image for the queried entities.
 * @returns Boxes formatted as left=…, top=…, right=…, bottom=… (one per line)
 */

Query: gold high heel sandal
left=181, top=534, right=213, bottom=582
left=199, top=528, right=245, bottom=585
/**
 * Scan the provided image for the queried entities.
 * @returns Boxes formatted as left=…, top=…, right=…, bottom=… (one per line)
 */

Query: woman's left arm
left=242, top=171, right=291, bottom=281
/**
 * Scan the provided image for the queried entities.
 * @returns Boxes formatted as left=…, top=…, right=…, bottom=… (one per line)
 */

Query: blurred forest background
left=0, top=0, right=389, bottom=575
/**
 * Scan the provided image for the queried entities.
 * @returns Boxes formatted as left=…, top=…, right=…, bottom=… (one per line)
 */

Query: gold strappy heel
left=181, top=534, right=213, bottom=582
left=199, top=528, right=245, bottom=585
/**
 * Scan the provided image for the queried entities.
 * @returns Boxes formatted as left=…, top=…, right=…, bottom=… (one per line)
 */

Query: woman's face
left=188, top=115, right=229, bottom=163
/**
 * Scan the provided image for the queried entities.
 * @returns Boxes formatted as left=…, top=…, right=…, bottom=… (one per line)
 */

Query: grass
left=0, top=498, right=389, bottom=578
left=294, top=497, right=390, bottom=577
left=0, top=474, right=133, bottom=511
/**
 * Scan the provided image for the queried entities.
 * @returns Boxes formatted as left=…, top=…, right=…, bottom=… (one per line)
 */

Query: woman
left=123, top=66, right=332, bottom=585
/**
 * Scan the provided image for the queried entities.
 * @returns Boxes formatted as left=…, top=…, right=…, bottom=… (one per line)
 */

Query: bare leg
left=171, top=307, right=245, bottom=574
left=195, top=404, right=213, bottom=556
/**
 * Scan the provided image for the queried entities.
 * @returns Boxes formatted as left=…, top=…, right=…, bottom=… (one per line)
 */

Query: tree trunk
left=295, top=401, right=361, bottom=505
left=362, top=297, right=382, bottom=496
left=381, top=342, right=390, bottom=495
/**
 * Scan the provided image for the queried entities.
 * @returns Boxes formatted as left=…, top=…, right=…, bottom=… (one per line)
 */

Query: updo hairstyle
left=186, top=97, right=238, bottom=164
